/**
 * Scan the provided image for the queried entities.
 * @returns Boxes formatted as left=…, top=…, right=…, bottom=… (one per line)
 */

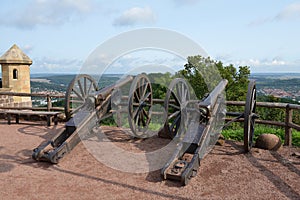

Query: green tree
left=148, top=72, right=173, bottom=99
left=177, top=55, right=250, bottom=101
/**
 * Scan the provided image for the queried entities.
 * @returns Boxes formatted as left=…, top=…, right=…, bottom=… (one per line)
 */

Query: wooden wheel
left=164, top=78, right=190, bottom=138
left=128, top=74, right=153, bottom=137
left=244, top=80, right=257, bottom=152
left=65, top=74, right=98, bottom=120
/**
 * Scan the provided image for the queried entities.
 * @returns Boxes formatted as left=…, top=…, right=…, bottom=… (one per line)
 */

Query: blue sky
left=0, top=0, right=300, bottom=74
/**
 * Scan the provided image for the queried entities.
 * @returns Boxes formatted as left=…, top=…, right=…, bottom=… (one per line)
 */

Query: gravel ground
left=0, top=121, right=299, bottom=200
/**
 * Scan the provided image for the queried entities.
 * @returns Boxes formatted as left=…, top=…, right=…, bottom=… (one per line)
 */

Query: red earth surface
left=0, top=120, right=299, bottom=200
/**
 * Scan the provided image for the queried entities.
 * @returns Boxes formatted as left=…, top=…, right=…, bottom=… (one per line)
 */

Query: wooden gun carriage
left=32, top=73, right=257, bottom=185
left=159, top=78, right=257, bottom=185
left=32, top=74, right=153, bottom=163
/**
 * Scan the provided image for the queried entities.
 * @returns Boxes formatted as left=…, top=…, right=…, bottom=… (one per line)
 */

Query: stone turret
left=0, top=44, right=32, bottom=107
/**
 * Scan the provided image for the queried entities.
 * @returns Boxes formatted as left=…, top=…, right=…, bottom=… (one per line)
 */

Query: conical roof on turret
left=0, top=44, right=32, bottom=65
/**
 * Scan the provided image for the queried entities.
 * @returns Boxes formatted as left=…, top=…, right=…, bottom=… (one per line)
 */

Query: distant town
left=260, top=88, right=300, bottom=101
left=251, top=73, right=300, bottom=103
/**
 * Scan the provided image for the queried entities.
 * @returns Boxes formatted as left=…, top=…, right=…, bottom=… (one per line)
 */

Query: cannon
left=32, top=73, right=257, bottom=186
left=159, top=78, right=257, bottom=185
left=32, top=74, right=153, bottom=163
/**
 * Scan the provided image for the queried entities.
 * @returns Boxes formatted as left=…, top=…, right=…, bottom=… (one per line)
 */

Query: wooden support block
left=46, top=115, right=51, bottom=126
left=7, top=113, right=11, bottom=125
left=16, top=114, right=20, bottom=124
left=54, top=115, right=58, bottom=125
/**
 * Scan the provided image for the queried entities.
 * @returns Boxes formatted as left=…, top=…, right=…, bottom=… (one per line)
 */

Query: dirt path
left=0, top=122, right=299, bottom=199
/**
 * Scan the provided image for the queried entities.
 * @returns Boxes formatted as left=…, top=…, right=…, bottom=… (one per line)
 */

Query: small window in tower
left=13, top=69, right=18, bottom=79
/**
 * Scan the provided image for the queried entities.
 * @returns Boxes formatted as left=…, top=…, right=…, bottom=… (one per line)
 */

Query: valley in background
left=30, top=73, right=300, bottom=106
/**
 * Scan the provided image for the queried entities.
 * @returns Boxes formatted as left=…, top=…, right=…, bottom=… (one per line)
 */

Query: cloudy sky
left=0, top=0, right=299, bottom=74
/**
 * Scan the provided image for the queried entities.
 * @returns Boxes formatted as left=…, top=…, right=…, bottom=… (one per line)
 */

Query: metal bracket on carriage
left=161, top=119, right=205, bottom=185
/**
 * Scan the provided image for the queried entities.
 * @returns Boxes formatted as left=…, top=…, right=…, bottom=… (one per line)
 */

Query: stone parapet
left=0, top=88, right=14, bottom=107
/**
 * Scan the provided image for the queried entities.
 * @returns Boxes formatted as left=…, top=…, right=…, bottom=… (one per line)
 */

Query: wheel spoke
left=250, top=119, right=255, bottom=129
left=132, top=103, right=140, bottom=106
left=144, top=103, right=152, bottom=107
left=70, top=99, right=84, bottom=104
left=183, top=85, right=188, bottom=103
left=70, top=104, right=84, bottom=114
left=141, top=78, right=145, bottom=95
left=168, top=110, right=180, bottom=120
left=65, top=74, right=98, bottom=120
left=132, top=107, right=140, bottom=121
left=87, top=81, right=93, bottom=96
left=84, top=77, right=87, bottom=98
left=143, top=91, right=151, bottom=101
left=163, top=78, right=190, bottom=138
left=170, top=114, right=180, bottom=133
left=141, top=112, right=146, bottom=126
left=141, top=82, right=149, bottom=99
left=77, top=79, right=85, bottom=98
left=181, top=83, right=185, bottom=102
left=138, top=111, right=145, bottom=126
left=73, top=89, right=84, bottom=101
left=169, top=103, right=180, bottom=110
left=134, top=91, right=140, bottom=102
left=128, top=74, right=152, bottom=137
left=171, top=91, right=180, bottom=106
left=138, top=78, right=144, bottom=99
left=175, top=83, right=181, bottom=102
left=142, top=108, right=149, bottom=119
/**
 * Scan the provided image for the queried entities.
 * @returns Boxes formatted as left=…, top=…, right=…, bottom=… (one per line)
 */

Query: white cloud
left=248, top=17, right=272, bottom=27
left=113, top=7, right=156, bottom=26
left=215, top=55, right=300, bottom=73
left=105, top=51, right=185, bottom=74
left=249, top=2, right=300, bottom=26
left=31, top=57, right=82, bottom=73
left=232, top=58, right=287, bottom=67
left=275, top=2, right=300, bottom=21
left=0, top=0, right=96, bottom=29
left=22, top=45, right=34, bottom=55
left=270, top=59, right=286, bottom=66
left=82, top=49, right=186, bottom=75
left=173, top=0, right=200, bottom=6
left=216, top=54, right=287, bottom=66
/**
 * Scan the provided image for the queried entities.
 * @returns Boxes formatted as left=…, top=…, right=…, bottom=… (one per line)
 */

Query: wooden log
left=285, top=105, right=293, bottom=146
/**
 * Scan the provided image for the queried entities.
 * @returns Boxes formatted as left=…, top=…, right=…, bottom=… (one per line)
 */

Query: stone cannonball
left=255, top=133, right=282, bottom=151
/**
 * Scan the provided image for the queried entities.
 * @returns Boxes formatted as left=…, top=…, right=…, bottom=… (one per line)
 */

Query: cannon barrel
left=96, top=75, right=133, bottom=101
left=198, top=79, right=228, bottom=112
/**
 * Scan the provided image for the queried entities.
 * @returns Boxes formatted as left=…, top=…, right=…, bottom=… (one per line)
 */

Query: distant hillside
left=2, top=72, right=298, bottom=102
left=30, top=74, right=123, bottom=94
left=250, top=73, right=300, bottom=90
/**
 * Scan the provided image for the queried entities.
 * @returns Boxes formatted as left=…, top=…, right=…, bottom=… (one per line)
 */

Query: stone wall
left=0, top=88, right=14, bottom=107
left=0, top=88, right=32, bottom=108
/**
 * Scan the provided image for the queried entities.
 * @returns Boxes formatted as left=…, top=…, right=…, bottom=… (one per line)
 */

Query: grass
left=222, top=124, right=300, bottom=147
left=100, top=116, right=163, bottom=132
